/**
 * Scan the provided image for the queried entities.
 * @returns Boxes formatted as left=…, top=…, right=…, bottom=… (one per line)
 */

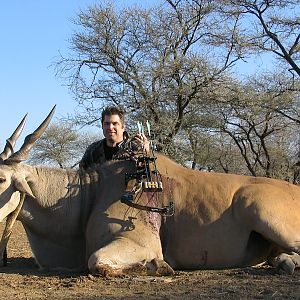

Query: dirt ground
left=0, top=222, right=299, bottom=300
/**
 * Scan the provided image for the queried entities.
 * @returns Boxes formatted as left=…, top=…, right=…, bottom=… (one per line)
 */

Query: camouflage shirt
left=79, top=139, right=121, bottom=169
left=80, top=131, right=143, bottom=169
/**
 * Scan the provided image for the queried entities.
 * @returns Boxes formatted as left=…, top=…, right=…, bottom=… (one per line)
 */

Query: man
left=80, top=106, right=149, bottom=169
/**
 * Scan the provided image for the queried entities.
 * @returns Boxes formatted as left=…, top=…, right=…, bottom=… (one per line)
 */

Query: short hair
left=101, top=106, right=125, bottom=125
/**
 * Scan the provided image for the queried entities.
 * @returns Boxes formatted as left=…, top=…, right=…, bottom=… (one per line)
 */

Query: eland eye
left=0, top=177, right=6, bottom=184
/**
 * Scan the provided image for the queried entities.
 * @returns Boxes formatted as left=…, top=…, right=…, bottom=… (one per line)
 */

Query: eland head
left=0, top=106, right=56, bottom=221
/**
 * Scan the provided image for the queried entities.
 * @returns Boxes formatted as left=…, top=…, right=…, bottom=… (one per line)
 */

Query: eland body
left=0, top=108, right=300, bottom=276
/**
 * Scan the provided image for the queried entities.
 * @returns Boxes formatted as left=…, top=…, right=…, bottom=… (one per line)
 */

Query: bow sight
left=120, top=121, right=174, bottom=217
left=121, top=155, right=174, bottom=217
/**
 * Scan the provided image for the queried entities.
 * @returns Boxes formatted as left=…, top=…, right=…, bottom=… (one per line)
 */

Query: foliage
left=56, top=0, right=240, bottom=149
left=29, top=121, right=99, bottom=168
left=220, top=0, right=300, bottom=77
left=55, top=0, right=300, bottom=181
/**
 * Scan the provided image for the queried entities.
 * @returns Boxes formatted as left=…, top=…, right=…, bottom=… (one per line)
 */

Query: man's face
left=102, top=114, right=125, bottom=146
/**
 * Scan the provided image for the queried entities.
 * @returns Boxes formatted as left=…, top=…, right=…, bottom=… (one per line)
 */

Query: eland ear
left=13, top=175, right=36, bottom=199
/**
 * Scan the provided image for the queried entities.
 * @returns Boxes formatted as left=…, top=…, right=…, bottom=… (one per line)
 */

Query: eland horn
left=5, top=105, right=56, bottom=164
left=0, top=114, right=28, bottom=161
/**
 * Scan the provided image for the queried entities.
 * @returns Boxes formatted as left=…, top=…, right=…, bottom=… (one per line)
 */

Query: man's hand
left=134, top=133, right=150, bottom=152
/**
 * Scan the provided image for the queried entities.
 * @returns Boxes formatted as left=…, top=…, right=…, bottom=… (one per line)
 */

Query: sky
left=0, top=0, right=274, bottom=150
left=0, top=0, right=157, bottom=149
left=0, top=1, right=91, bottom=148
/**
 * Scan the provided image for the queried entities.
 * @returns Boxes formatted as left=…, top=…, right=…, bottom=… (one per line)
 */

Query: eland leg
left=88, top=241, right=174, bottom=277
left=268, top=252, right=300, bottom=275
left=234, top=183, right=300, bottom=274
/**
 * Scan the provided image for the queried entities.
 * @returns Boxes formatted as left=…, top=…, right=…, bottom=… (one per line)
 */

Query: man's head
left=101, top=106, right=125, bottom=147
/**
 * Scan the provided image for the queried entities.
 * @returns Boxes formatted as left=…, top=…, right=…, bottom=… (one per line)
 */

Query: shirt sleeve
left=79, top=141, right=98, bottom=169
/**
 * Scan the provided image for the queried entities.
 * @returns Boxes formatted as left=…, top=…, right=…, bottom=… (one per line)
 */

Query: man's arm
left=79, top=140, right=103, bottom=169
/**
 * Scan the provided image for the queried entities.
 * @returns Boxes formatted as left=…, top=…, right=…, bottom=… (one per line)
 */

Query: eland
left=0, top=107, right=300, bottom=276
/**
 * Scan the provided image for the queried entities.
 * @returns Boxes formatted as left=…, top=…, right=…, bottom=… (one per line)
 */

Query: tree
left=215, top=1, right=300, bottom=126
left=29, top=121, right=99, bottom=168
left=56, top=0, right=241, bottom=154
left=212, top=73, right=300, bottom=178
left=220, top=0, right=300, bottom=77
left=56, top=0, right=300, bottom=179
